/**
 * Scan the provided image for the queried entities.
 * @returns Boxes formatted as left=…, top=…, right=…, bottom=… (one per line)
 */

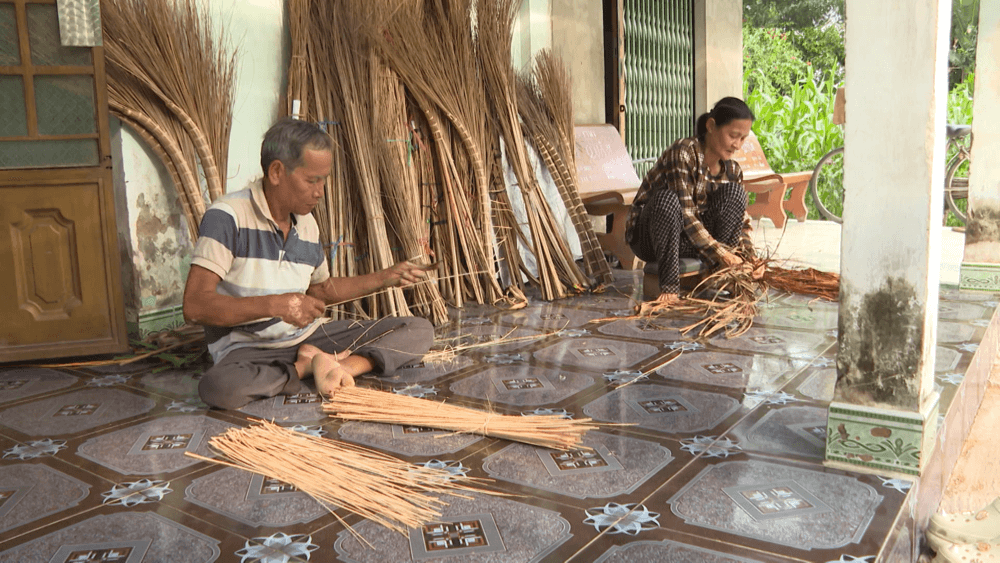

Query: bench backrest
left=573, top=124, right=642, bottom=197
left=731, top=131, right=776, bottom=179
left=573, top=126, right=780, bottom=189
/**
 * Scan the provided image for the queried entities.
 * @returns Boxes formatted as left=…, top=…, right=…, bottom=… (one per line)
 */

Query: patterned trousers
left=629, top=183, right=747, bottom=294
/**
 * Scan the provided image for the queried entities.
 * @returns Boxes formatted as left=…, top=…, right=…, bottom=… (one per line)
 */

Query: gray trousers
left=198, top=316, right=434, bottom=409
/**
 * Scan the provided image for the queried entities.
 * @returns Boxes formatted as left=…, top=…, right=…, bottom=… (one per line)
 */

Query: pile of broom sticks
left=625, top=254, right=840, bottom=338
left=101, top=0, right=236, bottom=239
left=324, top=386, right=599, bottom=450
left=186, top=420, right=496, bottom=538
left=287, top=0, right=612, bottom=324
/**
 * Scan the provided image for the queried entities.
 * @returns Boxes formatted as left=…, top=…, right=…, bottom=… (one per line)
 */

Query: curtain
left=56, top=0, right=101, bottom=47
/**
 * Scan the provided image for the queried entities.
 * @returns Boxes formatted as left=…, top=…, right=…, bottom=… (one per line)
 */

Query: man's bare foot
left=638, top=292, right=680, bottom=315
left=312, top=351, right=355, bottom=398
left=294, top=344, right=324, bottom=379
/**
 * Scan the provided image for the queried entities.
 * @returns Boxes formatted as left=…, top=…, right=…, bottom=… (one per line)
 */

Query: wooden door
left=0, top=0, right=127, bottom=362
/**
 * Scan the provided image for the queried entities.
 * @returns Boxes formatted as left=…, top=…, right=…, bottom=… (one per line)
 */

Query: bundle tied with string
left=185, top=419, right=498, bottom=540
left=324, top=386, right=598, bottom=450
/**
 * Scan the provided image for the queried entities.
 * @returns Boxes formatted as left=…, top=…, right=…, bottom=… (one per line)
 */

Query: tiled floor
left=1, top=260, right=997, bottom=562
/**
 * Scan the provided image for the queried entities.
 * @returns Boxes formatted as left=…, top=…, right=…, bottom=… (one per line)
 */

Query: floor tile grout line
left=565, top=336, right=838, bottom=562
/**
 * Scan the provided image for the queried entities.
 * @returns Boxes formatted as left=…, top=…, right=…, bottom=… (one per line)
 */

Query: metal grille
left=623, top=0, right=694, bottom=178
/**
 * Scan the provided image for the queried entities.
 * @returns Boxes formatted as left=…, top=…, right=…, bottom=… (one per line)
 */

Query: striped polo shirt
left=191, top=179, right=330, bottom=362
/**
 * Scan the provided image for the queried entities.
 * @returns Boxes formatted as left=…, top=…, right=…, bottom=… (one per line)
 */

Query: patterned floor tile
left=533, top=337, right=660, bottom=372
left=0, top=389, right=156, bottom=438
left=0, top=463, right=92, bottom=534
left=332, top=492, right=573, bottom=562
left=1, top=268, right=993, bottom=563
left=74, top=414, right=237, bottom=477
left=656, top=350, right=804, bottom=391
left=482, top=431, right=674, bottom=499
left=583, top=383, right=744, bottom=436
left=450, top=365, right=596, bottom=407
left=0, top=368, right=78, bottom=406
left=667, top=459, right=883, bottom=550
left=0, top=510, right=221, bottom=562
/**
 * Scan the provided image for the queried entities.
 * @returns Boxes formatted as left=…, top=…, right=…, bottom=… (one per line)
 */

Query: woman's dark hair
left=696, top=97, right=755, bottom=142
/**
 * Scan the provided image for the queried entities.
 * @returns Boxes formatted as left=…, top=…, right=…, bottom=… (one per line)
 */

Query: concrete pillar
left=959, top=3, right=1000, bottom=291
left=693, top=0, right=742, bottom=115
left=825, top=0, right=951, bottom=477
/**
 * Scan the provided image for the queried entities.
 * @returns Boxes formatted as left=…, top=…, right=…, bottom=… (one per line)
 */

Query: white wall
left=963, top=1, right=1000, bottom=263
left=114, top=0, right=288, bottom=330
left=694, top=0, right=743, bottom=115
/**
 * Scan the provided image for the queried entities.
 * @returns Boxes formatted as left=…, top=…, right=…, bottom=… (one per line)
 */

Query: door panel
left=0, top=0, right=126, bottom=362
left=0, top=173, right=124, bottom=360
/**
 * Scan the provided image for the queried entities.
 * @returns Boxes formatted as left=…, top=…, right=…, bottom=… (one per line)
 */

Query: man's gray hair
left=260, top=118, right=334, bottom=175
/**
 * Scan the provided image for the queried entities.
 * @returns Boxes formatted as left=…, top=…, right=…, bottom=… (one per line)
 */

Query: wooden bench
left=573, top=126, right=805, bottom=270
left=574, top=124, right=642, bottom=269
left=733, top=131, right=811, bottom=227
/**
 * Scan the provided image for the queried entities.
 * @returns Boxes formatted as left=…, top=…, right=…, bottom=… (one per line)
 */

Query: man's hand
left=379, top=260, right=437, bottom=288
left=272, top=293, right=326, bottom=327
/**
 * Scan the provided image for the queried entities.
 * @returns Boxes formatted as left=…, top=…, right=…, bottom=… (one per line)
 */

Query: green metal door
left=623, top=0, right=694, bottom=178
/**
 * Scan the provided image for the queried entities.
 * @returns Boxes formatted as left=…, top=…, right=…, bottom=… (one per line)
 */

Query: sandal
left=932, top=540, right=1000, bottom=562
left=929, top=498, right=1000, bottom=544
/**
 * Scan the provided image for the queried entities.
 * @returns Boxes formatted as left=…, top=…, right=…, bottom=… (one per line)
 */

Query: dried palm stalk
left=764, top=265, right=840, bottom=301
left=614, top=255, right=838, bottom=338
left=478, top=0, right=590, bottom=300
left=517, top=67, right=610, bottom=286
left=371, top=0, right=504, bottom=308
left=373, top=59, right=449, bottom=324
left=286, top=0, right=310, bottom=119
left=309, top=0, right=410, bottom=318
left=324, top=387, right=598, bottom=450
left=101, top=0, right=235, bottom=201
left=529, top=50, right=614, bottom=285
left=186, top=420, right=494, bottom=538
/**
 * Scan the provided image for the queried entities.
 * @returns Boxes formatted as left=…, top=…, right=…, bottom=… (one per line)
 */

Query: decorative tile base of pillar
left=127, top=305, right=186, bottom=339
left=959, top=262, right=1000, bottom=292
left=825, top=401, right=938, bottom=477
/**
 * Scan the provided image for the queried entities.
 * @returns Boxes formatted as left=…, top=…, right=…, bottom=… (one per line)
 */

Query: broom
left=324, top=386, right=598, bottom=450
left=185, top=419, right=496, bottom=538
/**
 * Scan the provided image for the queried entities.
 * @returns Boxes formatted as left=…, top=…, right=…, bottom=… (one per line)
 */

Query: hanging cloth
left=55, top=0, right=102, bottom=47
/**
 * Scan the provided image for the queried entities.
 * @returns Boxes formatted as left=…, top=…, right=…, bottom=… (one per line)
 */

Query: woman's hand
left=718, top=251, right=743, bottom=269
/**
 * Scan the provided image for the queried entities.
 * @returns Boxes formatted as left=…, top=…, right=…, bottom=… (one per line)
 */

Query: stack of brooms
left=101, top=0, right=236, bottom=238
left=287, top=0, right=614, bottom=325
left=186, top=419, right=500, bottom=540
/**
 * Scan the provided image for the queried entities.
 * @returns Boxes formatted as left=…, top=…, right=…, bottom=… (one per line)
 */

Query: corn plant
left=746, top=67, right=975, bottom=223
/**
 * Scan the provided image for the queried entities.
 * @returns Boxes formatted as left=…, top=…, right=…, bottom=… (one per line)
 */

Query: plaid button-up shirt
left=625, top=137, right=752, bottom=262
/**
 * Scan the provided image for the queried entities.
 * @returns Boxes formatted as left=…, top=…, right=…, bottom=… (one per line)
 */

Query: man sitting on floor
left=183, top=118, right=434, bottom=409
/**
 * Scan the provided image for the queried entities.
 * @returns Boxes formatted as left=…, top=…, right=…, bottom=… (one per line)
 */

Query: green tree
left=743, top=0, right=844, bottom=28
left=949, top=0, right=979, bottom=89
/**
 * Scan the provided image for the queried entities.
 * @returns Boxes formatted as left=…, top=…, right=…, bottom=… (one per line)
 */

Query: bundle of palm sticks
left=323, top=387, right=598, bottom=450
left=614, top=254, right=840, bottom=339
left=185, top=420, right=497, bottom=539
